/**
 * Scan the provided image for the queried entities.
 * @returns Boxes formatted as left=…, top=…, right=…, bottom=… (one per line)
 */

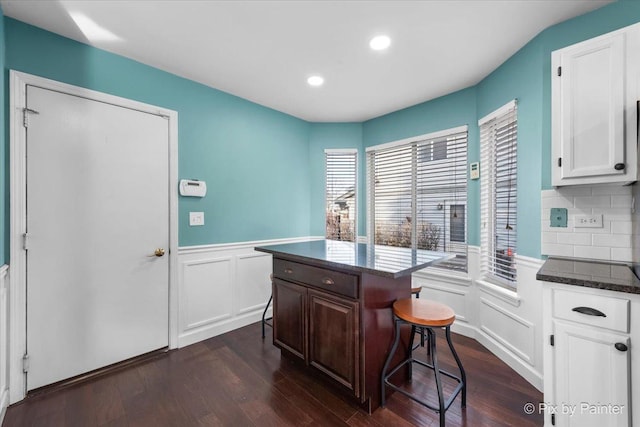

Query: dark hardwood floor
left=2, top=323, right=543, bottom=426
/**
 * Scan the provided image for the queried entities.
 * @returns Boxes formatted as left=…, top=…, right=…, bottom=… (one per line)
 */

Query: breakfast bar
left=254, top=239, right=453, bottom=412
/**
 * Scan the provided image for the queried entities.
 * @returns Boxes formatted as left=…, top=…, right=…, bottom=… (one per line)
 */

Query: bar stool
left=381, top=299, right=466, bottom=427
left=261, top=274, right=273, bottom=339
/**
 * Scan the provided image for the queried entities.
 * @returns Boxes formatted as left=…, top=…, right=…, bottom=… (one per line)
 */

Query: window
left=479, top=101, right=518, bottom=287
left=367, top=126, right=468, bottom=272
left=325, top=149, right=357, bottom=242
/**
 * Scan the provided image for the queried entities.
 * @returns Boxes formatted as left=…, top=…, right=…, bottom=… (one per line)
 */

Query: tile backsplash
left=541, top=185, right=637, bottom=263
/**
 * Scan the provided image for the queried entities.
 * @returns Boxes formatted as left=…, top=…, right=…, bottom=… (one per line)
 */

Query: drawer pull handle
left=572, top=306, right=606, bottom=317
left=322, top=277, right=335, bottom=285
left=615, top=343, right=628, bottom=352
left=283, top=268, right=293, bottom=274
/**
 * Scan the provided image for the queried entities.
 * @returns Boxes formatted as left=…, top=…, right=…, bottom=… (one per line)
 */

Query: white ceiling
left=0, top=0, right=613, bottom=122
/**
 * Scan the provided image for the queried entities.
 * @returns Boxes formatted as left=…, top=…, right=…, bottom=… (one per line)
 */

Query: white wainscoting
left=0, top=265, right=9, bottom=425
left=412, top=246, right=544, bottom=391
left=177, top=237, right=320, bottom=348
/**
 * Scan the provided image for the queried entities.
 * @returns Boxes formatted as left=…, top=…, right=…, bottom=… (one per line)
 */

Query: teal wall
left=362, top=87, right=480, bottom=246
left=4, top=18, right=312, bottom=251
left=359, top=1, right=640, bottom=259
left=309, top=123, right=363, bottom=237
left=0, top=6, right=6, bottom=265
left=2, top=1, right=640, bottom=264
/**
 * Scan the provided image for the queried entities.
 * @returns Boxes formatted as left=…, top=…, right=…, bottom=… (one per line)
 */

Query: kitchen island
left=254, top=239, right=452, bottom=412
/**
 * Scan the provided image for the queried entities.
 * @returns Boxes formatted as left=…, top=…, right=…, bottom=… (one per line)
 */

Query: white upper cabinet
left=552, top=24, right=639, bottom=186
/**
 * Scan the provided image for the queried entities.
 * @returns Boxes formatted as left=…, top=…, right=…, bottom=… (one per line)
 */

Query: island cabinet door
left=273, top=278, right=307, bottom=361
left=308, top=289, right=361, bottom=399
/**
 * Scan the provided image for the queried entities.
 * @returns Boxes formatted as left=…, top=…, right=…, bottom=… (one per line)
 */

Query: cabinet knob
left=322, top=277, right=335, bottom=285
left=614, top=163, right=625, bottom=171
left=284, top=268, right=293, bottom=274
left=615, top=342, right=628, bottom=352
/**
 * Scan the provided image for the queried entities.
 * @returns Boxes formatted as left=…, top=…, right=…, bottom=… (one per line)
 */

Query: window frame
left=366, top=125, right=468, bottom=272
left=479, top=100, right=518, bottom=288
left=325, top=148, right=358, bottom=242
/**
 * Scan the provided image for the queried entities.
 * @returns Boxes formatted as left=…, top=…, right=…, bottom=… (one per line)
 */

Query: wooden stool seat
left=393, top=299, right=455, bottom=328
left=411, top=286, right=422, bottom=295
left=381, top=299, right=466, bottom=427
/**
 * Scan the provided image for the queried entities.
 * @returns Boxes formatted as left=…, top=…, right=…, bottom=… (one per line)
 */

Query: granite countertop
left=255, top=239, right=454, bottom=279
left=536, top=256, right=640, bottom=294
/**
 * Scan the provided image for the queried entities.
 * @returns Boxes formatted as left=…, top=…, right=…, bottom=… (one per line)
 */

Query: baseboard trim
left=178, top=309, right=272, bottom=348
left=0, top=388, right=8, bottom=427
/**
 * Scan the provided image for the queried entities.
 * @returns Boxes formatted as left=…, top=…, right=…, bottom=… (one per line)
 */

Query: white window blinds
left=480, top=101, right=518, bottom=286
left=367, top=126, right=468, bottom=271
left=325, top=149, right=357, bottom=242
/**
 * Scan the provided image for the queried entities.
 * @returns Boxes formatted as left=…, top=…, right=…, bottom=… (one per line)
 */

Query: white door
left=554, top=320, right=630, bottom=427
left=26, top=85, right=169, bottom=391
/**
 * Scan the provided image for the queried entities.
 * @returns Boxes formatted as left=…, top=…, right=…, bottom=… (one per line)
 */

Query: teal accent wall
left=2, top=2, right=640, bottom=262
left=4, top=18, right=312, bottom=248
left=0, top=7, right=6, bottom=265
left=362, top=87, right=480, bottom=246
left=357, top=1, right=640, bottom=259
left=309, top=123, right=363, bottom=237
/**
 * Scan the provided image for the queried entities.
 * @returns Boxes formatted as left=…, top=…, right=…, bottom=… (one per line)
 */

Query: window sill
left=476, top=279, right=521, bottom=307
left=413, top=267, right=472, bottom=287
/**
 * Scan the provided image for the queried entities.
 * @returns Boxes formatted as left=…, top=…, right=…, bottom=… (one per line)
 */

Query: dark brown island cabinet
left=255, top=240, right=452, bottom=412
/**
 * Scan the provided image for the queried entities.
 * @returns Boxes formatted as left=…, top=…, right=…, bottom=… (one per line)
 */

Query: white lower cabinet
left=543, top=283, right=635, bottom=427
left=553, top=320, right=630, bottom=426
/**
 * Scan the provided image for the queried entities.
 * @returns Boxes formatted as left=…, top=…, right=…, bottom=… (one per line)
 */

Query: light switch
left=550, top=208, right=567, bottom=227
left=189, top=211, right=204, bottom=226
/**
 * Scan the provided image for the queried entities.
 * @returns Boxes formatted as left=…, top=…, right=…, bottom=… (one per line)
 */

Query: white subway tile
left=591, top=185, right=632, bottom=196
left=611, top=248, right=633, bottom=262
left=541, top=190, right=557, bottom=199
left=611, top=221, right=633, bottom=234
left=574, top=196, right=611, bottom=208
left=574, top=245, right=611, bottom=261
left=542, top=196, right=574, bottom=209
left=542, top=243, right=574, bottom=257
left=584, top=221, right=612, bottom=234
left=593, top=234, right=631, bottom=248
left=612, top=195, right=633, bottom=208
left=542, top=232, right=558, bottom=244
left=557, top=233, right=591, bottom=245
left=556, top=186, right=593, bottom=197
left=595, top=208, right=633, bottom=220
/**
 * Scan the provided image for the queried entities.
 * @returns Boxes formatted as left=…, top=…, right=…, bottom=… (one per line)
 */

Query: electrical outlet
left=574, top=214, right=603, bottom=228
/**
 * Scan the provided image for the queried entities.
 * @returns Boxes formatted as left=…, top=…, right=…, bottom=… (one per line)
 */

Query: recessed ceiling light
left=307, top=75, right=324, bottom=87
left=370, top=35, right=391, bottom=51
left=69, top=11, right=121, bottom=42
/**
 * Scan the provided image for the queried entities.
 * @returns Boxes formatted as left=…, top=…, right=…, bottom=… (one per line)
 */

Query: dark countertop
left=536, top=257, right=640, bottom=294
left=255, top=239, right=454, bottom=279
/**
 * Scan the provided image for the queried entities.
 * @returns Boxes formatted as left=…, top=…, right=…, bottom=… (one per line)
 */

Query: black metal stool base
left=261, top=294, right=273, bottom=339
left=381, top=317, right=467, bottom=427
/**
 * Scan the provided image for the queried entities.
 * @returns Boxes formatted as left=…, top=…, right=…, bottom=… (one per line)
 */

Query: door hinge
left=551, top=413, right=556, bottom=425
left=23, top=233, right=29, bottom=251
left=550, top=334, right=555, bottom=346
left=557, top=157, right=562, bottom=167
left=557, top=66, right=562, bottom=77
left=22, top=353, right=30, bottom=373
left=22, top=107, right=40, bottom=128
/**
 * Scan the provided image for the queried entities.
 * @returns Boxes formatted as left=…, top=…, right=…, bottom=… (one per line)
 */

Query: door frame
left=8, top=70, right=179, bottom=403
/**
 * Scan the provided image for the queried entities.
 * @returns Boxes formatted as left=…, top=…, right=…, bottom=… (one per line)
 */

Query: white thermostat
left=179, top=179, right=207, bottom=197
left=470, top=162, right=480, bottom=180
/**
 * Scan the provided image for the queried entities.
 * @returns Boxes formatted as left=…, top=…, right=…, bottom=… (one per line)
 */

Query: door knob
left=149, top=248, right=165, bottom=257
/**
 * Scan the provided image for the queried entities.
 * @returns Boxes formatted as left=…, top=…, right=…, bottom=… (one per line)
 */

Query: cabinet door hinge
left=550, top=334, right=555, bottom=346
left=23, top=233, right=29, bottom=251
left=22, top=108, right=40, bottom=128
left=557, top=157, right=562, bottom=167
left=557, top=66, right=562, bottom=77
left=551, top=413, right=556, bottom=425
left=22, top=353, right=30, bottom=373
